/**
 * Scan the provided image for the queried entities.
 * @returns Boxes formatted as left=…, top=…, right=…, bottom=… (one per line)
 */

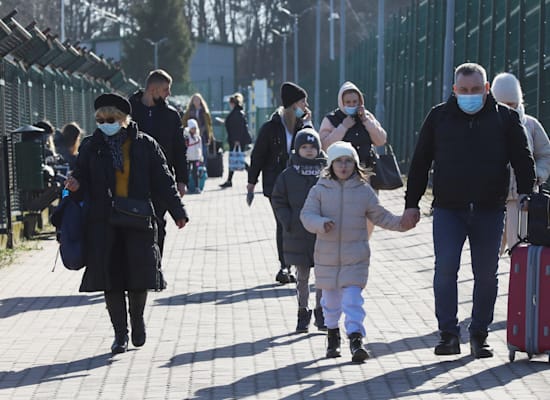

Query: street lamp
left=145, top=37, right=168, bottom=69
left=271, top=29, right=290, bottom=82
left=279, top=5, right=316, bottom=83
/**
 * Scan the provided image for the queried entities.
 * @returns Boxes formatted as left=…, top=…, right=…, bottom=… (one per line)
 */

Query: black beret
left=94, top=93, right=132, bottom=115
left=281, top=82, right=307, bottom=108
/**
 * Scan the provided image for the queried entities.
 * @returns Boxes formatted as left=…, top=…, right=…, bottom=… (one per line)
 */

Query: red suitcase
left=507, top=245, right=550, bottom=362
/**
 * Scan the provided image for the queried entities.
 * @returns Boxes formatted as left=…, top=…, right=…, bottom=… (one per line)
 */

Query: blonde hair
left=95, top=106, right=131, bottom=127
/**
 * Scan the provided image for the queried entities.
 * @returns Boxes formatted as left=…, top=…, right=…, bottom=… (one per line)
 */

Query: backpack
left=526, top=190, right=550, bottom=246
left=51, top=195, right=87, bottom=270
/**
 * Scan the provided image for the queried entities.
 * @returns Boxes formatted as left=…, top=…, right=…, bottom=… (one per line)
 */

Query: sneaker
left=219, top=181, right=232, bottom=188
left=434, top=332, right=461, bottom=355
left=275, top=267, right=295, bottom=284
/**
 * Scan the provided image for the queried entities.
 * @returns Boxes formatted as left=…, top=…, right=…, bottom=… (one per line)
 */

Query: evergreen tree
left=122, top=0, right=193, bottom=91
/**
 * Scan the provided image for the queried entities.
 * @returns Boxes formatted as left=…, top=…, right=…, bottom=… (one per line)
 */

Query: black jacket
left=129, top=91, right=188, bottom=184
left=248, top=109, right=311, bottom=196
left=405, top=93, right=535, bottom=210
left=72, top=122, right=187, bottom=292
left=271, top=154, right=326, bottom=267
left=225, top=105, right=252, bottom=149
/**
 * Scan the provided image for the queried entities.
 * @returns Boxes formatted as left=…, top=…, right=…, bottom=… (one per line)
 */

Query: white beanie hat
left=327, top=141, right=359, bottom=166
left=491, top=73, right=523, bottom=104
left=187, top=118, right=199, bottom=129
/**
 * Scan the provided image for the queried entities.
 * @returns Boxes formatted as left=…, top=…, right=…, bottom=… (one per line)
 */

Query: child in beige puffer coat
left=300, top=141, right=410, bottom=363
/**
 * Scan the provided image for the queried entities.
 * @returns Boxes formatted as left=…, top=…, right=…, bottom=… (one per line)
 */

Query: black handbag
left=370, top=144, right=404, bottom=191
left=109, top=196, right=155, bottom=230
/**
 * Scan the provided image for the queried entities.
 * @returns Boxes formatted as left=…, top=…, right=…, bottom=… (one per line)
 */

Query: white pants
left=321, top=286, right=365, bottom=337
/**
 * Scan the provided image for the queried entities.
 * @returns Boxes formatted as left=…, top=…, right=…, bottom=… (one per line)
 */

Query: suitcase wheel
left=508, top=350, right=515, bottom=362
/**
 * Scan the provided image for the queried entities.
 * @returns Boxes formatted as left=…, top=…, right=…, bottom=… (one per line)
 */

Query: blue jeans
left=432, top=206, right=504, bottom=336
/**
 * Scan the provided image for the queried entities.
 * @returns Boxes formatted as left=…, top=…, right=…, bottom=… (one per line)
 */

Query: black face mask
left=153, top=96, right=165, bottom=106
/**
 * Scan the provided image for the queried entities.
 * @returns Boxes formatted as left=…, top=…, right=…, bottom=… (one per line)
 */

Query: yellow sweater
left=115, top=139, right=131, bottom=197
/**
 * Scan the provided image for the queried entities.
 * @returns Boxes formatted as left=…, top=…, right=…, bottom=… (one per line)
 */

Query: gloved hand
left=246, top=192, right=254, bottom=207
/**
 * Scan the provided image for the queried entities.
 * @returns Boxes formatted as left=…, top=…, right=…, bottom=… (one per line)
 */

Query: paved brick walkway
left=0, top=166, right=549, bottom=399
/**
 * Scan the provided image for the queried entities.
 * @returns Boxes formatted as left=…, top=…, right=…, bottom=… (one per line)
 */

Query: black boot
left=128, top=290, right=148, bottom=347
left=105, top=291, right=128, bottom=354
left=296, top=308, right=312, bottom=333
left=434, top=332, right=461, bottom=355
left=470, top=332, right=493, bottom=358
left=219, top=181, right=232, bottom=188
left=349, top=332, right=369, bottom=363
left=326, top=328, right=341, bottom=358
left=313, top=307, right=327, bottom=331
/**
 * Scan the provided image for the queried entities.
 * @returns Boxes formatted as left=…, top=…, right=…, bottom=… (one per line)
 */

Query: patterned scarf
left=102, top=130, right=128, bottom=172
left=290, top=153, right=326, bottom=176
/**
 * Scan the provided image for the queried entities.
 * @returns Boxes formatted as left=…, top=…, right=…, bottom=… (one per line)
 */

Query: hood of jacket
left=337, top=81, right=365, bottom=113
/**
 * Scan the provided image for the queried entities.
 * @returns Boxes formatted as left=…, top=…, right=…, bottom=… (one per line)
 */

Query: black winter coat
left=248, top=109, right=310, bottom=197
left=225, top=105, right=252, bottom=149
left=405, top=93, right=535, bottom=209
left=271, top=154, right=326, bottom=267
left=72, top=122, right=188, bottom=292
left=129, top=91, right=188, bottom=184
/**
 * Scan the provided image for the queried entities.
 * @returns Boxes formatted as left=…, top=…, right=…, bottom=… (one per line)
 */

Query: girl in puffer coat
left=300, top=141, right=409, bottom=363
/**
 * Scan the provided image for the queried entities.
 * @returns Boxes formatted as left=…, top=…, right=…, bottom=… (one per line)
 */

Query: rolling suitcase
left=206, top=141, right=224, bottom=178
left=507, top=245, right=550, bottom=362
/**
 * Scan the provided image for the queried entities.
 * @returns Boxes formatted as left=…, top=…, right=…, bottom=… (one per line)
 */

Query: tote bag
left=228, top=144, right=246, bottom=171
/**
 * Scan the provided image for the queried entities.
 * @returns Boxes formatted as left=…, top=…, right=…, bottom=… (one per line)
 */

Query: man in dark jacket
left=247, top=82, right=313, bottom=284
left=402, top=63, right=535, bottom=358
left=129, top=69, right=188, bottom=254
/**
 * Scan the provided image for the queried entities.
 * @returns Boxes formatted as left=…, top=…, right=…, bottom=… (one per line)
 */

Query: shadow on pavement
left=308, top=357, right=471, bottom=399
left=190, top=358, right=344, bottom=400
left=0, top=353, right=114, bottom=389
left=154, top=283, right=295, bottom=306
left=163, top=332, right=322, bottom=367
left=0, top=294, right=104, bottom=318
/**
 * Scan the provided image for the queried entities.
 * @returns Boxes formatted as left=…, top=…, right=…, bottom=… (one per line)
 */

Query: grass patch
left=0, top=240, right=44, bottom=269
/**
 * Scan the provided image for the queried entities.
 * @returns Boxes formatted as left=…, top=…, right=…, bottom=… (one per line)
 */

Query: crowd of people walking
left=53, top=61, right=546, bottom=363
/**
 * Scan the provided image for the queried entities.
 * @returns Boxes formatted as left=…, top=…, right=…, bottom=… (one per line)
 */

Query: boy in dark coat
left=271, top=128, right=327, bottom=333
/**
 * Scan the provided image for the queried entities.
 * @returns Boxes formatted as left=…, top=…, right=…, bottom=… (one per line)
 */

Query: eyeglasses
left=333, top=158, right=355, bottom=166
left=96, top=117, right=116, bottom=124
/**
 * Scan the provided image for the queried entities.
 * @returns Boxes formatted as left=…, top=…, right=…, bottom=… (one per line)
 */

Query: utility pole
left=376, top=0, right=385, bottom=126
left=442, top=0, right=455, bottom=101
left=339, top=0, right=345, bottom=84
left=314, top=0, right=321, bottom=128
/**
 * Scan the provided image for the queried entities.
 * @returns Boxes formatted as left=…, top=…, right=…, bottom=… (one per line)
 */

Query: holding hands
left=400, top=208, right=421, bottom=230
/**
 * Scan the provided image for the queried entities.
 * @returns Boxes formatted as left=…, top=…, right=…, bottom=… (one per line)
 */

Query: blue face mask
left=456, top=94, right=484, bottom=114
left=294, top=107, right=305, bottom=119
left=98, top=122, right=121, bottom=136
left=344, top=106, right=358, bottom=116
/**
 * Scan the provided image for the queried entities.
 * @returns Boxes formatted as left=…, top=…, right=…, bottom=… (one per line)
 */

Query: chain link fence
left=0, top=11, right=138, bottom=246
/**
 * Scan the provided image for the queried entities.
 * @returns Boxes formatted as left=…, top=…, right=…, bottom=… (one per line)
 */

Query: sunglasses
left=96, top=117, right=116, bottom=124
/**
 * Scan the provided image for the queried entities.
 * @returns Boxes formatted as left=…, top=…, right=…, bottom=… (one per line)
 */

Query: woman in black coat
left=65, top=93, right=188, bottom=355
left=219, top=93, right=252, bottom=188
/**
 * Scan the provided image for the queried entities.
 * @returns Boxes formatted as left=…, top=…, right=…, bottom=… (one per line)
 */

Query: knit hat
left=327, top=141, right=359, bottom=166
left=94, top=93, right=132, bottom=115
left=281, top=82, right=307, bottom=108
left=491, top=73, right=523, bottom=104
left=187, top=118, right=198, bottom=129
left=294, top=128, right=320, bottom=154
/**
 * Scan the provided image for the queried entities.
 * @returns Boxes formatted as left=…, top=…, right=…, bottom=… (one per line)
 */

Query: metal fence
left=300, top=0, right=549, bottom=172
left=0, top=10, right=138, bottom=245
